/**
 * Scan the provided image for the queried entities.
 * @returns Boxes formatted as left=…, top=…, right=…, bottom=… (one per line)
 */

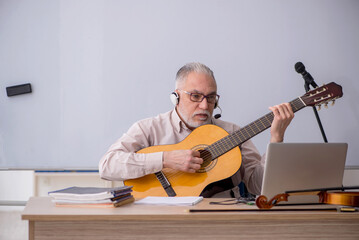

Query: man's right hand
left=162, top=150, right=203, bottom=173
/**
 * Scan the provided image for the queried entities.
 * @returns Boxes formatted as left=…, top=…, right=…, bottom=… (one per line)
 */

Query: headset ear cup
left=170, top=92, right=179, bottom=105
left=214, top=101, right=218, bottom=109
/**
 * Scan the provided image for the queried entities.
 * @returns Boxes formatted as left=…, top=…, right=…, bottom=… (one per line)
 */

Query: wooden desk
left=22, top=197, right=359, bottom=240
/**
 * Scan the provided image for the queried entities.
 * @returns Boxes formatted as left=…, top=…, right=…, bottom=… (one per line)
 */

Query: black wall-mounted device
left=6, top=83, right=32, bottom=97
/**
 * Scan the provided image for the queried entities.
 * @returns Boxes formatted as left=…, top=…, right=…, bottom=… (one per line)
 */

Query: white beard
left=177, top=108, right=212, bottom=129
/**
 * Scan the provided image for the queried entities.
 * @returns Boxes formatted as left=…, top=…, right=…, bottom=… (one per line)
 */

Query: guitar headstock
left=301, top=82, right=343, bottom=109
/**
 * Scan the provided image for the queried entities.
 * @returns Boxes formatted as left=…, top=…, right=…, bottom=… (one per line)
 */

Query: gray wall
left=1, top=0, right=358, bottom=169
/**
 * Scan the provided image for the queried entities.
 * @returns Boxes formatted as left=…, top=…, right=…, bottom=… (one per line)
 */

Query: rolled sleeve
left=99, top=110, right=178, bottom=182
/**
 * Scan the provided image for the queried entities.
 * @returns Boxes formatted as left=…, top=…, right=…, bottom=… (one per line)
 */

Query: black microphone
left=214, top=106, right=222, bottom=119
left=294, top=62, right=318, bottom=88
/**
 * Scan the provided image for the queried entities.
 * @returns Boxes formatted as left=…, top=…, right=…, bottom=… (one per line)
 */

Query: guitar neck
left=207, top=97, right=306, bottom=159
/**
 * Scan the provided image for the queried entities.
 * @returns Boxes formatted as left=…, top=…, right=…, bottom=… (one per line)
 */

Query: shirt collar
left=171, top=108, right=187, bottom=133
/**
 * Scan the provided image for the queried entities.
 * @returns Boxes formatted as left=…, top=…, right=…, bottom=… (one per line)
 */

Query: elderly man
left=99, top=62, right=294, bottom=197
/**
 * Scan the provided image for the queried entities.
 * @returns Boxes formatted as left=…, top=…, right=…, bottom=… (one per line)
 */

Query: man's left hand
left=269, top=103, right=294, bottom=143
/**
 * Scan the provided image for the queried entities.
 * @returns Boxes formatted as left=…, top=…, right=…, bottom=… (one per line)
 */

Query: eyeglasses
left=178, top=90, right=220, bottom=104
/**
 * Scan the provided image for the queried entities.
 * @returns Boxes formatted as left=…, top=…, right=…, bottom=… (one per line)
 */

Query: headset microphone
left=214, top=106, right=222, bottom=119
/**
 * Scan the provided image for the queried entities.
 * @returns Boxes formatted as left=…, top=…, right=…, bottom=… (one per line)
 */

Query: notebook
left=260, top=143, right=348, bottom=204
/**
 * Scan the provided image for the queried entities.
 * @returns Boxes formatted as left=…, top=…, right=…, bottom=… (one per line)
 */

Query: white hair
left=175, top=62, right=216, bottom=89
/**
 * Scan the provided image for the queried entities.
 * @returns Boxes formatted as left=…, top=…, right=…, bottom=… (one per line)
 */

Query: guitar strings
left=198, top=98, right=304, bottom=162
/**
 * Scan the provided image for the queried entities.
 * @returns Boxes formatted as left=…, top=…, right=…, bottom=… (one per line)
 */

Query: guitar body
left=124, top=124, right=242, bottom=198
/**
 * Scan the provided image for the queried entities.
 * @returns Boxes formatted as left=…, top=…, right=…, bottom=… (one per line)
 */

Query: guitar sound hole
left=199, top=149, right=212, bottom=169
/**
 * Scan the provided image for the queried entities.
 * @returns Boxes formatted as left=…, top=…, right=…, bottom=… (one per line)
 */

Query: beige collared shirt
left=99, top=109, right=265, bottom=195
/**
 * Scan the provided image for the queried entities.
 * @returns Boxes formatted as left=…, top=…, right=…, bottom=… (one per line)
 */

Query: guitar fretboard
left=206, top=97, right=306, bottom=159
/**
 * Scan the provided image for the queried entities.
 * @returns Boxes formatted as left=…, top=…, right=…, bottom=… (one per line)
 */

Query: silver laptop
left=261, top=143, right=348, bottom=204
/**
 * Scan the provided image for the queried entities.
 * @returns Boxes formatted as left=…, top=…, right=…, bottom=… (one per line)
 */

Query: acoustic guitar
left=125, top=82, right=343, bottom=198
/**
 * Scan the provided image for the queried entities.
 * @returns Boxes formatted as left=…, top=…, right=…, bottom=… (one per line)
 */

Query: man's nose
left=199, top=97, right=209, bottom=109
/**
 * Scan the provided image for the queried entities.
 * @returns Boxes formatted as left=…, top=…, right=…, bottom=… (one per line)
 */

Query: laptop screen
left=261, top=143, right=348, bottom=204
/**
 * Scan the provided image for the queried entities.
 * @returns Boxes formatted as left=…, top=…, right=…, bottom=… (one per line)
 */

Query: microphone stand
left=304, top=82, right=328, bottom=143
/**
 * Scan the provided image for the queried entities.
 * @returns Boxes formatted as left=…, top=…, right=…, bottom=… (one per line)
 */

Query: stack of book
left=48, top=185, right=134, bottom=208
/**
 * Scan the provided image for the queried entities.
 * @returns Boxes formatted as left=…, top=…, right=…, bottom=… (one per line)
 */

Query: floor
left=0, top=206, right=28, bottom=240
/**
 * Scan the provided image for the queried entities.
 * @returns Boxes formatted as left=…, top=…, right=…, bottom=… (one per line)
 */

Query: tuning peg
left=317, top=105, right=321, bottom=111
left=324, top=102, right=328, bottom=108
left=331, top=100, right=335, bottom=106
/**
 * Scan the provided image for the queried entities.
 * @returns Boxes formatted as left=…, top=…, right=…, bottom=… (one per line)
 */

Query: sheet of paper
left=134, top=196, right=203, bottom=206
